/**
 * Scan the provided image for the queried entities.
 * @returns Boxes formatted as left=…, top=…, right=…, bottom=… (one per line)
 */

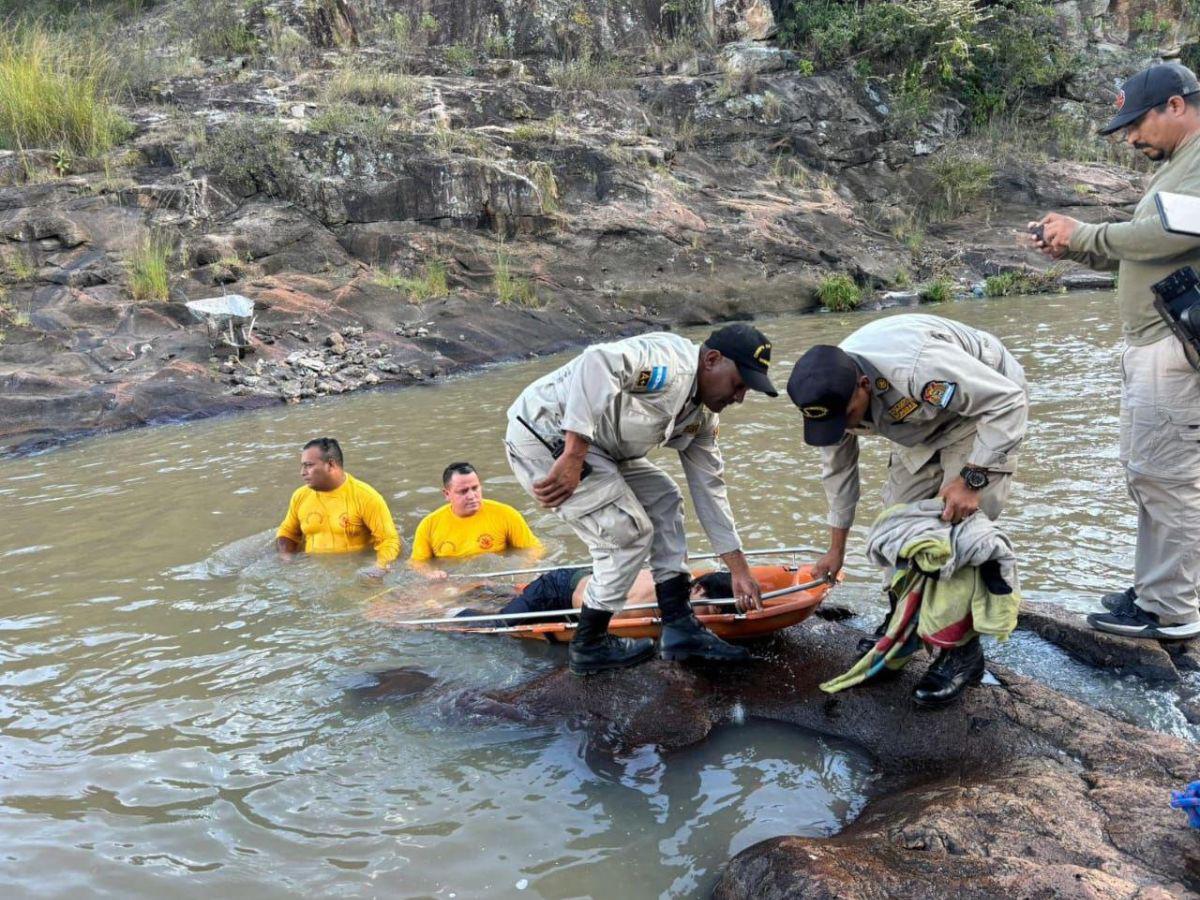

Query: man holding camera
left=1032, top=62, right=1200, bottom=640
left=505, top=324, right=778, bottom=675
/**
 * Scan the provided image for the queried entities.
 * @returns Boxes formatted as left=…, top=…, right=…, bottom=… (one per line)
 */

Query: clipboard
left=1155, top=191, right=1200, bottom=236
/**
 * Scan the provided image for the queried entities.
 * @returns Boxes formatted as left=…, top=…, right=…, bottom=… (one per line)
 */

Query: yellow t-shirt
left=410, top=499, right=541, bottom=562
left=276, top=473, right=401, bottom=566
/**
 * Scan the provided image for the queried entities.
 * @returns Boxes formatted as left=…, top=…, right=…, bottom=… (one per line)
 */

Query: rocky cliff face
left=0, top=0, right=1181, bottom=452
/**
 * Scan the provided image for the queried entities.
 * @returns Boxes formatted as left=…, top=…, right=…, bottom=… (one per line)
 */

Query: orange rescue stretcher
left=374, top=563, right=836, bottom=644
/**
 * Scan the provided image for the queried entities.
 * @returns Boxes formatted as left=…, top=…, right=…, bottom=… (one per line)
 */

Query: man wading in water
left=276, top=437, right=401, bottom=578
left=1033, top=62, right=1200, bottom=641
left=505, top=324, right=778, bottom=675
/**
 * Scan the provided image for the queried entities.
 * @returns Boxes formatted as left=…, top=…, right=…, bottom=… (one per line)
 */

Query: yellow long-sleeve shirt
left=276, top=473, right=401, bottom=567
left=409, top=499, right=541, bottom=562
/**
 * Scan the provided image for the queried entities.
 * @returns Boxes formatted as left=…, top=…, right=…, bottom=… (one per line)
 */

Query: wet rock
left=1164, top=639, right=1200, bottom=673
left=1180, top=695, right=1200, bottom=725
left=1062, top=272, right=1116, bottom=290
left=1017, top=601, right=1180, bottom=682
left=479, top=620, right=1200, bottom=898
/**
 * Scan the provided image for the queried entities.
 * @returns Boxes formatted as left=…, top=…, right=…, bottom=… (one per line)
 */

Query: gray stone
left=1017, top=601, right=1180, bottom=682
left=719, top=42, right=797, bottom=77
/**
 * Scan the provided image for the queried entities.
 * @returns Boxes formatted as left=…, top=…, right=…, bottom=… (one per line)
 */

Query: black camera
left=1151, top=266, right=1200, bottom=370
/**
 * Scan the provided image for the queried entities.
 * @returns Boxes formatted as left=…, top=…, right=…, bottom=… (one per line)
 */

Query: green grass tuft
left=495, top=249, right=537, bottom=306
left=816, top=274, right=862, bottom=312
left=373, top=260, right=449, bottom=303
left=983, top=269, right=1063, bottom=298
left=127, top=232, right=171, bottom=301
left=918, top=277, right=954, bottom=303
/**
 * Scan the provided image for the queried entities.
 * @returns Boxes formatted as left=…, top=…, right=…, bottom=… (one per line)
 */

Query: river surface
left=1, top=291, right=1194, bottom=898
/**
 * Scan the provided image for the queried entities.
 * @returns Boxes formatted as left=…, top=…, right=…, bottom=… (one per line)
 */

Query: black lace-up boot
left=568, top=606, right=655, bottom=676
left=656, top=573, right=750, bottom=662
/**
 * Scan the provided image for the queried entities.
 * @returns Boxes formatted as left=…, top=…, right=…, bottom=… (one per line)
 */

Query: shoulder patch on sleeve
left=921, top=380, right=957, bottom=408
left=888, top=396, right=919, bottom=422
left=633, top=365, right=669, bottom=392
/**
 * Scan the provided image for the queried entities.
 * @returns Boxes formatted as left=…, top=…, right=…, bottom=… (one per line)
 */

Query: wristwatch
left=959, top=465, right=989, bottom=490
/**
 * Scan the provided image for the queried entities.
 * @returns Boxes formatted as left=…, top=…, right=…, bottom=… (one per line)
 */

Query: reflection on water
left=0, top=291, right=1191, bottom=896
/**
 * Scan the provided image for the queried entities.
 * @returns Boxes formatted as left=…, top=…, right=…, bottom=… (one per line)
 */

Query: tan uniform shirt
left=507, top=332, right=741, bottom=554
left=1067, top=131, right=1200, bottom=346
left=821, top=314, right=1028, bottom=529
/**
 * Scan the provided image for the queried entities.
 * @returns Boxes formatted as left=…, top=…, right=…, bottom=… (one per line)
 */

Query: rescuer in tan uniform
left=506, top=324, right=778, bottom=675
left=787, top=313, right=1028, bottom=705
left=1034, top=62, right=1200, bottom=641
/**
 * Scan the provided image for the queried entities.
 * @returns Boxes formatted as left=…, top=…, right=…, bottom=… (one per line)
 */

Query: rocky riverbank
left=475, top=616, right=1200, bottom=898
left=0, top=0, right=1167, bottom=454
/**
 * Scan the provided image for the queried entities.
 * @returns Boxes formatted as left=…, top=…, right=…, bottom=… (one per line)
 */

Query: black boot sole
left=911, top=667, right=984, bottom=709
left=660, top=647, right=751, bottom=662
left=569, top=642, right=656, bottom=676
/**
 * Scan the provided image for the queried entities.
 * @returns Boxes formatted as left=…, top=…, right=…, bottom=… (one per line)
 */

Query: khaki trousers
left=505, top=423, right=690, bottom=613
left=1120, top=336, right=1200, bottom=625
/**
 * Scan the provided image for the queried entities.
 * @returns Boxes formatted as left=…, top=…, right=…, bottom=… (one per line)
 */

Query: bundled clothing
left=821, top=500, right=1021, bottom=693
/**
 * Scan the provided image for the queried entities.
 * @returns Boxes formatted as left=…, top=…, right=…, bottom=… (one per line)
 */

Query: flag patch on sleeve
left=922, top=380, right=956, bottom=408
left=635, top=365, right=669, bottom=392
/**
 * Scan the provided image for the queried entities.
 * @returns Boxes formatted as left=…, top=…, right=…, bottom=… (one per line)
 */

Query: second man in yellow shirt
left=410, top=462, right=542, bottom=578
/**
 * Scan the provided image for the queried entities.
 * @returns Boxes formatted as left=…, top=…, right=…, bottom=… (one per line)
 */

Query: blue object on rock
left=1170, top=781, right=1200, bottom=828
left=971, top=282, right=985, bottom=297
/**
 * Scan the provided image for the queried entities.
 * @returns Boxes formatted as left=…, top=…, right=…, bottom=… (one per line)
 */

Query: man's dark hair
left=693, top=572, right=733, bottom=599
left=303, top=437, right=343, bottom=466
left=442, top=461, right=476, bottom=486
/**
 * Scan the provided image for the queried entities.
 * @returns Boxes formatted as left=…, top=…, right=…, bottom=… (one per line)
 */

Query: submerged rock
left=1017, top=600, right=1180, bottom=682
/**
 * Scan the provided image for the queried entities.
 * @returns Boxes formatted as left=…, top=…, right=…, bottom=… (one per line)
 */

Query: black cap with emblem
left=1099, top=63, right=1200, bottom=135
left=704, top=323, right=778, bottom=397
left=786, top=345, right=860, bottom=446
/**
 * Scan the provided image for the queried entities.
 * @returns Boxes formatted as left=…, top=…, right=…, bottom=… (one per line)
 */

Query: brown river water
left=0, top=291, right=1194, bottom=898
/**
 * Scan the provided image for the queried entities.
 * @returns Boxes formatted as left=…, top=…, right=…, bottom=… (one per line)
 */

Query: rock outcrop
left=478, top=619, right=1200, bottom=898
left=0, top=0, right=1175, bottom=452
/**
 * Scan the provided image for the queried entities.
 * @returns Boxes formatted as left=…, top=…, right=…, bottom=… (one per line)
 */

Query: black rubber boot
left=656, top=573, right=750, bottom=663
left=568, top=606, right=655, bottom=676
left=912, top=637, right=985, bottom=709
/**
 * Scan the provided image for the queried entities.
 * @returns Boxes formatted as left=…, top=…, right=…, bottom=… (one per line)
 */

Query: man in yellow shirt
left=276, top=437, right=401, bottom=577
left=410, top=462, right=542, bottom=578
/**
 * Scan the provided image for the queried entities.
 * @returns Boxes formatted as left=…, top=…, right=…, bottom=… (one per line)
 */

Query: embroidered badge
left=634, top=365, right=669, bottom=392
left=801, top=404, right=829, bottom=419
left=921, top=380, right=957, bottom=408
left=685, top=421, right=701, bottom=435
left=875, top=377, right=890, bottom=392
left=888, top=397, right=919, bottom=421
left=477, top=534, right=495, bottom=550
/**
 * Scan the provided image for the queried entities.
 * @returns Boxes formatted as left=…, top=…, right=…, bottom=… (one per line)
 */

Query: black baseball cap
left=704, top=323, right=778, bottom=397
left=786, top=345, right=860, bottom=446
left=1099, top=63, right=1200, bottom=135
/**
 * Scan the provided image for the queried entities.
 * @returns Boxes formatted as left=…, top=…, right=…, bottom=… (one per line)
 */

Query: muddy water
left=0, top=291, right=1190, bottom=897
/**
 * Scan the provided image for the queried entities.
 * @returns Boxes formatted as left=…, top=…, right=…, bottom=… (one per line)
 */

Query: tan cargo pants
left=505, top=421, right=690, bottom=612
left=1121, top=335, right=1200, bottom=625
